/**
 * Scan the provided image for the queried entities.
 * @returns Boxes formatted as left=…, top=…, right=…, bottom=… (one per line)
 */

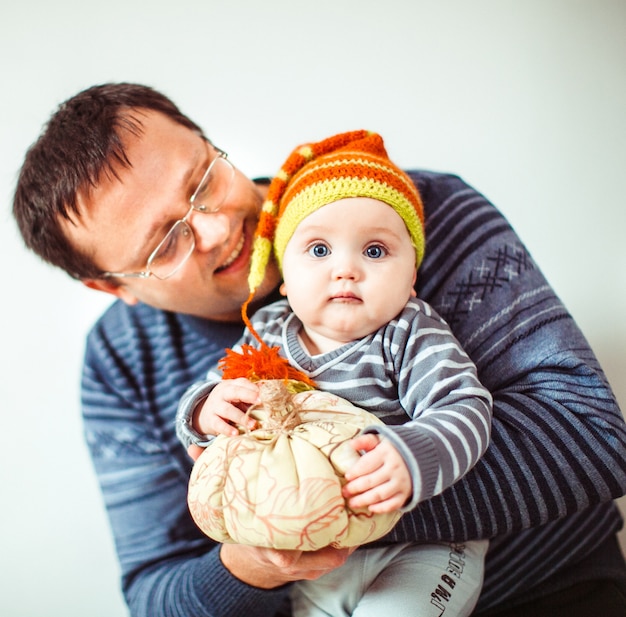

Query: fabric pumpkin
left=188, top=380, right=402, bottom=550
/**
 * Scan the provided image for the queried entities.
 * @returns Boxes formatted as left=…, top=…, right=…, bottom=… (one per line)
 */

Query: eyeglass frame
left=101, top=147, right=234, bottom=281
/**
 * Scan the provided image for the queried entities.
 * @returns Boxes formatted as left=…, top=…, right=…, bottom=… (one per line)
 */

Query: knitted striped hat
left=222, top=131, right=424, bottom=384
left=247, top=130, right=425, bottom=299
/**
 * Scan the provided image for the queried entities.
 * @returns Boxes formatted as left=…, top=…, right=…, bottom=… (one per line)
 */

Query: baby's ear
left=279, top=283, right=288, bottom=296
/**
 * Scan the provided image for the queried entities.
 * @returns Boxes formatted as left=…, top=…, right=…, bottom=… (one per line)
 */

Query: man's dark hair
left=12, top=82, right=205, bottom=279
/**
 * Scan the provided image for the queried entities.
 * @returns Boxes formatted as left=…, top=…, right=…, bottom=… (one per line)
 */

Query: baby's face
left=280, top=197, right=417, bottom=354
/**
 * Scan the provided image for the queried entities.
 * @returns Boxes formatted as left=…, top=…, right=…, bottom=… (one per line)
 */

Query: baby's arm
left=177, top=302, right=297, bottom=455
left=342, top=433, right=412, bottom=513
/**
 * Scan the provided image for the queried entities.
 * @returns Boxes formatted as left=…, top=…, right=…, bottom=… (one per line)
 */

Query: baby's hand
left=196, top=378, right=260, bottom=438
left=342, top=433, right=412, bottom=513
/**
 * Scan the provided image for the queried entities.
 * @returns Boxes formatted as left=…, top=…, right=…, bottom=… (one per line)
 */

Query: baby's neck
left=297, top=328, right=345, bottom=357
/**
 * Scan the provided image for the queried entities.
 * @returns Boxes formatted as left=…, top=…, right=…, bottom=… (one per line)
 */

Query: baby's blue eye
left=308, top=243, right=330, bottom=258
left=365, top=245, right=386, bottom=259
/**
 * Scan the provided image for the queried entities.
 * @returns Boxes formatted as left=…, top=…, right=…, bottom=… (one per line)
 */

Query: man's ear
left=82, top=279, right=139, bottom=305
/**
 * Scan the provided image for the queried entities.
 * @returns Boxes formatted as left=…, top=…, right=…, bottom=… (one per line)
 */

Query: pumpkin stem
left=244, top=380, right=306, bottom=437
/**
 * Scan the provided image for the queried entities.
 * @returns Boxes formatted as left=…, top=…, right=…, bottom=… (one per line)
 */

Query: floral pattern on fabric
left=188, top=380, right=401, bottom=550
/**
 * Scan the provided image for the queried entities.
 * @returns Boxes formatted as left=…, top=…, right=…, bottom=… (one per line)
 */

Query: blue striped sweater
left=82, top=170, right=626, bottom=616
left=179, top=297, right=493, bottom=510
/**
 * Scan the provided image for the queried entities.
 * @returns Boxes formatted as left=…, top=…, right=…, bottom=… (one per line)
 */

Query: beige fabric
left=188, top=380, right=401, bottom=550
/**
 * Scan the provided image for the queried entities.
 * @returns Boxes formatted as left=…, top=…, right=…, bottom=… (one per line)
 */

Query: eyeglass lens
left=191, top=156, right=235, bottom=211
left=148, top=221, right=195, bottom=279
left=148, top=155, right=234, bottom=279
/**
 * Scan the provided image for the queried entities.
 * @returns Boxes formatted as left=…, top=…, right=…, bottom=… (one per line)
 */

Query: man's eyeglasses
left=101, top=148, right=235, bottom=281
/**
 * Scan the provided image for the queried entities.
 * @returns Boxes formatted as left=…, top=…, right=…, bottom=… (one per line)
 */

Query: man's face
left=64, top=109, right=280, bottom=321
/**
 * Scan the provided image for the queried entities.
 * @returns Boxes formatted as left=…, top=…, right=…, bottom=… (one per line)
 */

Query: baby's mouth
left=330, top=292, right=361, bottom=302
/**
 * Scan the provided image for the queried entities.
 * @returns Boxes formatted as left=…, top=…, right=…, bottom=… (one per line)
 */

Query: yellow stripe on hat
left=274, top=177, right=425, bottom=270
left=247, top=236, right=273, bottom=292
left=281, top=156, right=420, bottom=210
left=298, top=145, right=314, bottom=159
left=275, top=168, right=290, bottom=183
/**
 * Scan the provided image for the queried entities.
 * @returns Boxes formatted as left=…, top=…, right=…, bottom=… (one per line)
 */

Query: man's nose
left=189, top=210, right=230, bottom=252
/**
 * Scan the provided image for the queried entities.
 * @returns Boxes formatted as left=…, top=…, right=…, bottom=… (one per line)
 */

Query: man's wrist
left=219, top=544, right=284, bottom=590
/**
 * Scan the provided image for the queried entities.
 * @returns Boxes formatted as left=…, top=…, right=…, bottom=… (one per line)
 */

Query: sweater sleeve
left=176, top=379, right=220, bottom=448
left=384, top=171, right=626, bottom=543
left=365, top=300, right=493, bottom=511
left=81, top=305, right=290, bottom=617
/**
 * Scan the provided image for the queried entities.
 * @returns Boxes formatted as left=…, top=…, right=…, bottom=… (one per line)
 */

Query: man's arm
left=80, top=173, right=626, bottom=616
left=388, top=170, right=626, bottom=542
left=81, top=302, right=348, bottom=617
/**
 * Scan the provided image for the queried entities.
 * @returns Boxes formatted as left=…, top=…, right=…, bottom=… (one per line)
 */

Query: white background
left=1, top=1, right=624, bottom=615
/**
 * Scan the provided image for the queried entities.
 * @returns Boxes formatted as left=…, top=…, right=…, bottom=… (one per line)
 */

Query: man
left=13, top=82, right=626, bottom=616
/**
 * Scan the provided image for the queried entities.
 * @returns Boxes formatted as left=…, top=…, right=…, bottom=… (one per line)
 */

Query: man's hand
left=220, top=543, right=353, bottom=588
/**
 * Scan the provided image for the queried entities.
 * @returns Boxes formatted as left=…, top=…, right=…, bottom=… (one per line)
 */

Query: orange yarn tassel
left=218, top=344, right=315, bottom=388
left=217, top=291, right=316, bottom=388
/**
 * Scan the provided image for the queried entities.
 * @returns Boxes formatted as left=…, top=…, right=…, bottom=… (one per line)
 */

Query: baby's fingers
left=216, top=377, right=262, bottom=405
left=198, top=379, right=260, bottom=436
left=206, top=411, right=249, bottom=437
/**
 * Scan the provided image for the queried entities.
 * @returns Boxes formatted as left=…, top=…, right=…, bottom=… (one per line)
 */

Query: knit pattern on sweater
left=82, top=170, right=626, bottom=617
